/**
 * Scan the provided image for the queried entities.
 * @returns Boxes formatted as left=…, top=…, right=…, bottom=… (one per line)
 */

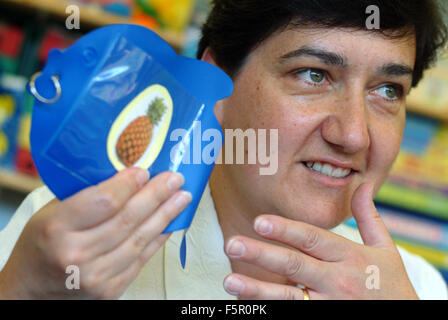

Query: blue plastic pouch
left=28, top=24, right=233, bottom=268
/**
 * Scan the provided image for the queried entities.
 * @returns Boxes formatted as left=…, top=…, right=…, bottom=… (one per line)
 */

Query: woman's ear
left=200, top=46, right=216, bottom=65
left=200, top=47, right=225, bottom=126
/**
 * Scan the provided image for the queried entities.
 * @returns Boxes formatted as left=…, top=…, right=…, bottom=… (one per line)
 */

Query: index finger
left=253, top=215, right=356, bottom=262
left=58, top=167, right=149, bottom=230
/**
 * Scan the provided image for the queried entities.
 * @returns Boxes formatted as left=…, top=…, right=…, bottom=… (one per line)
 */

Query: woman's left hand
left=223, top=183, right=419, bottom=300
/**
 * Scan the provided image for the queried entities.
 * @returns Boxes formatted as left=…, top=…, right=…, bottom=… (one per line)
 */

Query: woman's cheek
left=368, top=117, right=405, bottom=191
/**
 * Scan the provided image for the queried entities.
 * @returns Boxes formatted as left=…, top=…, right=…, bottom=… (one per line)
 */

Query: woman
left=0, top=0, right=447, bottom=299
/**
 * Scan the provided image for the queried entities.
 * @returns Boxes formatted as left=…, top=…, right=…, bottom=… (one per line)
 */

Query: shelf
left=2, top=0, right=185, bottom=50
left=0, top=168, right=42, bottom=193
left=405, top=55, right=448, bottom=122
left=406, top=103, right=448, bottom=122
left=394, top=239, right=448, bottom=270
left=375, top=181, right=448, bottom=222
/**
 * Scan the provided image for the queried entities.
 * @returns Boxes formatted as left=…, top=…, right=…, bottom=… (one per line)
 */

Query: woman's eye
left=375, top=85, right=402, bottom=100
left=297, top=69, right=326, bottom=84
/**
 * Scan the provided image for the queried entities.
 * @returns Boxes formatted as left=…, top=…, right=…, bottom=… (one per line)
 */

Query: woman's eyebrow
left=279, top=46, right=347, bottom=67
left=376, top=63, right=414, bottom=79
left=279, top=46, right=413, bottom=75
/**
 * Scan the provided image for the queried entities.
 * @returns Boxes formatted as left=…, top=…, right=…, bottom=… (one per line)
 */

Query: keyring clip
left=29, top=72, right=62, bottom=104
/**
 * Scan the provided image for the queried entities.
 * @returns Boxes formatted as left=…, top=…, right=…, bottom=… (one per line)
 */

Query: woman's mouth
left=303, top=161, right=352, bottom=178
left=300, top=160, right=357, bottom=188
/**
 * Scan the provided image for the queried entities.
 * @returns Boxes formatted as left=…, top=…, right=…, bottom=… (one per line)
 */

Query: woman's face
left=214, top=27, right=416, bottom=229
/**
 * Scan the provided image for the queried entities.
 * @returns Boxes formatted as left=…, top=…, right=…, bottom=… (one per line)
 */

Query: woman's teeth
left=305, top=161, right=352, bottom=178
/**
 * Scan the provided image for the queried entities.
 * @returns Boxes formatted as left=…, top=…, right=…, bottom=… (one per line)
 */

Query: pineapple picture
left=116, top=97, right=167, bottom=167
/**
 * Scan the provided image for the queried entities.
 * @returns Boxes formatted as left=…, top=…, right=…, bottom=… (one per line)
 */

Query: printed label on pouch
left=107, top=84, right=173, bottom=171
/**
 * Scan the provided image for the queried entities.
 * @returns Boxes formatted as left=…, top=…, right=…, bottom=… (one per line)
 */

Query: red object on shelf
left=15, top=147, right=38, bottom=176
left=0, top=25, right=24, bottom=58
left=38, top=29, right=75, bottom=62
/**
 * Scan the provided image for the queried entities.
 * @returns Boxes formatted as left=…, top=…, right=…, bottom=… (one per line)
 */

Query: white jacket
left=0, top=183, right=447, bottom=299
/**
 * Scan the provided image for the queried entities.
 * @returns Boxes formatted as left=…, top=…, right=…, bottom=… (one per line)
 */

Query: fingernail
left=254, top=218, right=273, bottom=235
left=167, top=172, right=185, bottom=191
left=226, top=239, right=245, bottom=257
left=136, top=169, right=150, bottom=186
left=174, top=191, right=192, bottom=209
left=224, top=276, right=245, bottom=296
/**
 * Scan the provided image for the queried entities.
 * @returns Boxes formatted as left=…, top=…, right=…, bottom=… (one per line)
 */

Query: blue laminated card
left=29, top=24, right=233, bottom=268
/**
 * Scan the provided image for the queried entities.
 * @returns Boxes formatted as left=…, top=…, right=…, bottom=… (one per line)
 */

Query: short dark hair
left=198, top=0, right=448, bottom=87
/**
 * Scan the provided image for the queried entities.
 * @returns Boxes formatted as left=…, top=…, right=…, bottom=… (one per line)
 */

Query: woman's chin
left=279, top=197, right=350, bottom=230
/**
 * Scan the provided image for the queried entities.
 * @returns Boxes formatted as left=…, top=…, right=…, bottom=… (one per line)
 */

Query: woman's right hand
left=0, top=168, right=192, bottom=299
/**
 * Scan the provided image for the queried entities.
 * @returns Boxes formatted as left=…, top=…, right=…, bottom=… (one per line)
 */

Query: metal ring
left=302, top=287, right=310, bottom=300
left=29, top=71, right=61, bottom=104
left=297, top=284, right=310, bottom=300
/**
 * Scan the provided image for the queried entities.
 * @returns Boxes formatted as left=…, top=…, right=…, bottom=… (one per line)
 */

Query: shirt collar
left=164, top=182, right=235, bottom=299
left=164, top=182, right=363, bottom=299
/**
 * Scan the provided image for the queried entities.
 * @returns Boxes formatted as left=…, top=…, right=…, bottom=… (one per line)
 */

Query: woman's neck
left=209, top=165, right=293, bottom=286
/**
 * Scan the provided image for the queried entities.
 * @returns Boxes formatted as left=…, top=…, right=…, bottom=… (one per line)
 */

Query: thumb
left=351, top=183, right=394, bottom=249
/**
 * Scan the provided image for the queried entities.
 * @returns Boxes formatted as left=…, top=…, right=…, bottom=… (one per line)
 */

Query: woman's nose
left=320, top=95, right=371, bottom=154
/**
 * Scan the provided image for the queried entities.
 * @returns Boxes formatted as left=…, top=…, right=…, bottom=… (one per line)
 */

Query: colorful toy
left=0, top=74, right=25, bottom=169
left=80, top=0, right=134, bottom=17
left=0, top=24, right=24, bottom=74
left=15, top=101, right=38, bottom=176
left=135, top=0, right=195, bottom=33
left=0, top=94, right=14, bottom=159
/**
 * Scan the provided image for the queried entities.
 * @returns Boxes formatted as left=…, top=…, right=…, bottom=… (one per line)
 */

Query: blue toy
left=28, top=24, right=233, bottom=268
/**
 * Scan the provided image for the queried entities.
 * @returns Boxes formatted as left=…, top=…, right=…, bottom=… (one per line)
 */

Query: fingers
left=223, top=274, right=315, bottom=300
left=100, top=259, right=143, bottom=300
left=81, top=171, right=187, bottom=256
left=351, top=183, right=394, bottom=249
left=60, top=168, right=149, bottom=230
left=224, top=236, right=325, bottom=290
left=89, top=189, right=191, bottom=279
left=99, top=232, right=170, bottom=299
left=89, top=233, right=172, bottom=283
left=253, top=215, right=350, bottom=262
left=126, top=189, right=191, bottom=255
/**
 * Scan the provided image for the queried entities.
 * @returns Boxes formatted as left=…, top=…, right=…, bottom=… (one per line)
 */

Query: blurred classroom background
left=0, top=0, right=447, bottom=286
